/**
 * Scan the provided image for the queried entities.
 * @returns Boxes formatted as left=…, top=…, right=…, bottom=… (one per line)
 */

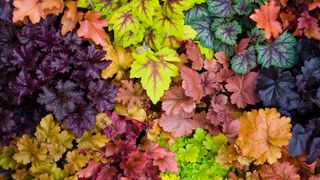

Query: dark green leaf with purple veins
left=257, top=32, right=297, bottom=68
left=185, top=4, right=209, bottom=25
left=231, top=46, right=257, bottom=74
left=233, top=0, right=254, bottom=15
left=207, top=0, right=234, bottom=17
left=213, top=40, right=235, bottom=56
left=215, top=21, right=241, bottom=45
left=192, top=18, right=214, bottom=50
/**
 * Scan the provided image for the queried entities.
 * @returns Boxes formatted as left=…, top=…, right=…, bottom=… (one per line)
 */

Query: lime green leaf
left=130, top=47, right=180, bottom=104
left=257, top=32, right=297, bottom=68
left=161, top=173, right=181, bottom=180
left=215, top=21, right=242, bottom=45
left=163, top=0, right=193, bottom=18
left=114, top=26, right=145, bottom=47
left=185, top=4, right=209, bottom=25
left=109, top=6, right=141, bottom=38
left=145, top=29, right=164, bottom=50
left=183, top=25, right=198, bottom=40
left=77, top=0, right=90, bottom=8
left=0, top=146, right=19, bottom=169
left=231, top=46, right=257, bottom=74
left=30, top=162, right=65, bottom=180
left=154, top=13, right=184, bottom=38
left=198, top=43, right=214, bottom=59
left=131, top=0, right=160, bottom=25
left=192, top=18, right=214, bottom=50
left=13, top=135, right=47, bottom=164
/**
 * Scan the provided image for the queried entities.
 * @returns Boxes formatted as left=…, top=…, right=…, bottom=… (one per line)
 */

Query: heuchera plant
left=0, top=6, right=117, bottom=140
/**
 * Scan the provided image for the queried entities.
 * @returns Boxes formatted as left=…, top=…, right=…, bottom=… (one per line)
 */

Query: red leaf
left=201, top=72, right=219, bottom=95
left=215, top=51, right=229, bottom=68
left=162, top=86, right=196, bottom=116
left=77, top=11, right=109, bottom=47
left=120, top=151, right=148, bottom=179
left=77, top=160, right=101, bottom=178
left=294, top=11, right=320, bottom=40
left=204, top=59, right=222, bottom=73
left=186, top=42, right=204, bottom=70
left=236, top=38, right=250, bottom=55
left=225, top=72, right=260, bottom=108
left=215, top=68, right=234, bottom=83
left=159, top=113, right=202, bottom=137
left=180, top=67, right=204, bottom=102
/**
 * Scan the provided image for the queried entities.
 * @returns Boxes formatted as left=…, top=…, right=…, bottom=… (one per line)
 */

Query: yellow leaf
left=114, top=103, right=147, bottom=122
left=35, top=114, right=61, bottom=143
left=101, top=45, right=133, bottom=80
left=0, top=146, right=19, bottom=170
left=64, top=150, right=89, bottom=174
left=77, top=132, right=110, bottom=150
left=13, top=135, right=47, bottom=164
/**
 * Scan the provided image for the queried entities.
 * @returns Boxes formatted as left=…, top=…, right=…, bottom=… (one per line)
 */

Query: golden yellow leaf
left=101, top=45, right=133, bottom=80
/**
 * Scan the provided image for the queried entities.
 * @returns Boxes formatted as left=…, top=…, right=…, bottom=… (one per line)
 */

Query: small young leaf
left=248, top=27, right=266, bottom=44
left=207, top=0, right=234, bottom=18
left=231, top=46, right=257, bottom=74
left=185, top=4, right=209, bottom=25
left=233, top=0, right=254, bottom=15
left=192, top=18, right=214, bottom=49
left=215, top=21, right=242, bottom=45
left=257, top=32, right=297, bottom=68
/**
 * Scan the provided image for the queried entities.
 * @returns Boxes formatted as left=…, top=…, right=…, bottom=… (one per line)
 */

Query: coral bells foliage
left=0, top=7, right=116, bottom=140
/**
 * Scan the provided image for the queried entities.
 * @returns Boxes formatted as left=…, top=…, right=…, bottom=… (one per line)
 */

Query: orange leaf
left=236, top=108, right=292, bottom=165
left=61, top=1, right=84, bottom=36
left=309, top=0, right=320, bottom=10
left=258, top=162, right=300, bottom=180
left=280, top=11, right=295, bottom=29
left=77, top=11, right=109, bottom=47
left=12, top=0, right=45, bottom=24
left=40, top=0, right=64, bottom=16
left=249, top=0, right=283, bottom=39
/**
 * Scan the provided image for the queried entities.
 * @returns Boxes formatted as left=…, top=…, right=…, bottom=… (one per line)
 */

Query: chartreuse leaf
left=131, top=0, right=160, bottom=25
left=215, top=21, right=242, bottom=45
left=30, top=162, right=65, bottom=179
left=114, top=26, right=145, bottom=47
left=165, top=129, right=229, bottom=179
left=64, top=150, right=90, bottom=174
left=207, top=0, right=234, bottom=17
left=192, top=18, right=214, bottom=49
left=162, top=0, right=199, bottom=18
left=257, top=32, right=297, bottom=68
left=145, top=29, right=164, bottom=50
left=154, top=13, right=184, bottom=38
left=199, top=42, right=214, bottom=59
left=77, top=131, right=110, bottom=150
left=0, top=146, right=19, bottom=170
left=109, top=5, right=142, bottom=46
left=185, top=4, right=209, bottom=25
left=130, top=47, right=180, bottom=104
left=231, top=46, right=257, bottom=74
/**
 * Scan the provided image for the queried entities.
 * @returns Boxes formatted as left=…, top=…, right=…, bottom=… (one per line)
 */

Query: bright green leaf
left=131, top=0, right=160, bottom=25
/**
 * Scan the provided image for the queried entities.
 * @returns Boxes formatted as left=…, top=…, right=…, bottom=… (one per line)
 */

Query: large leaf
left=215, top=21, right=242, bottom=45
left=163, top=0, right=197, bottom=18
left=130, top=47, right=180, bottom=104
left=257, top=32, right=297, bottom=68
left=191, top=18, right=214, bottom=49
left=231, top=46, right=257, bottom=74
left=185, top=4, right=209, bottom=25
left=207, top=0, right=234, bottom=17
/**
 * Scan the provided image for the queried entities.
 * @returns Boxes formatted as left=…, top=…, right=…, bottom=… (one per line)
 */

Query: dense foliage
left=0, top=0, right=320, bottom=179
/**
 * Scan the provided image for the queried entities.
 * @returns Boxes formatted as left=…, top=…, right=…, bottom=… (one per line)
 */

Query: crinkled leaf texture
left=130, top=47, right=180, bottom=104
left=257, top=32, right=297, bottom=68
left=236, top=108, right=292, bottom=165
